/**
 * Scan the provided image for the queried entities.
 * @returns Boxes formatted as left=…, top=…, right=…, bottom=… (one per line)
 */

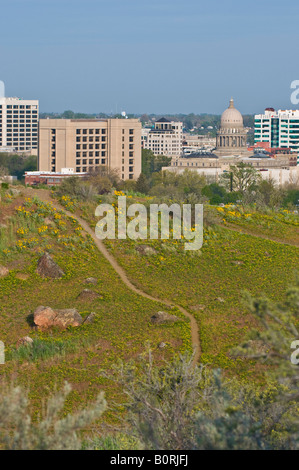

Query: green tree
left=141, top=149, right=171, bottom=178
left=222, top=162, right=261, bottom=195
left=135, top=173, right=150, bottom=194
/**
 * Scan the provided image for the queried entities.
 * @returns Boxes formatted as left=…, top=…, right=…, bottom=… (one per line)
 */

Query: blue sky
left=0, top=0, right=298, bottom=114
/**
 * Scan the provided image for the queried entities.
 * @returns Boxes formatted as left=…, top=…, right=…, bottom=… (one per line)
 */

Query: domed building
left=216, top=98, right=247, bottom=155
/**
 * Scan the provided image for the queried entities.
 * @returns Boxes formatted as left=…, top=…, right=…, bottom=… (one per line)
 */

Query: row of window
left=76, top=136, right=106, bottom=142
left=0, top=123, right=35, bottom=128
left=3, top=105, right=36, bottom=109
left=75, top=128, right=106, bottom=135
left=75, top=159, right=106, bottom=165
left=75, top=151, right=107, bottom=157
left=75, top=144, right=106, bottom=150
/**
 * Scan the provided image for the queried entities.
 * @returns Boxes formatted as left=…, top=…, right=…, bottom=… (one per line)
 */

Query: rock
left=0, top=266, right=9, bottom=277
left=10, top=188, right=21, bottom=196
left=36, top=252, right=64, bottom=279
left=33, top=306, right=56, bottom=330
left=189, top=304, right=206, bottom=311
left=84, top=277, right=98, bottom=285
left=158, top=342, right=167, bottom=349
left=136, top=245, right=156, bottom=256
left=232, top=260, right=243, bottom=265
left=77, top=289, right=101, bottom=301
left=44, top=217, right=54, bottom=225
left=16, top=336, right=33, bottom=348
left=150, top=311, right=182, bottom=325
left=15, top=273, right=29, bottom=280
left=83, top=312, right=97, bottom=324
left=54, top=309, right=83, bottom=329
left=215, top=297, right=225, bottom=303
left=33, top=306, right=83, bottom=330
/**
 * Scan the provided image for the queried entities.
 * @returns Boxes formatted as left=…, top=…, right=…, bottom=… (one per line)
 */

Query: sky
left=0, top=0, right=298, bottom=115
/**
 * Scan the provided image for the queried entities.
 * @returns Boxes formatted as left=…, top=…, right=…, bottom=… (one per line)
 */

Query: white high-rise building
left=254, top=108, right=299, bottom=163
left=0, top=86, right=39, bottom=155
left=141, top=118, right=183, bottom=157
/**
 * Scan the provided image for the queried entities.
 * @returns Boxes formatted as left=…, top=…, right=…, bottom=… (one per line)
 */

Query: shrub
left=0, top=383, right=106, bottom=450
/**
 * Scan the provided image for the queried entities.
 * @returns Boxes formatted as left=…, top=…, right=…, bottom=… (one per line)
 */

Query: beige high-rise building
left=39, top=118, right=142, bottom=180
left=0, top=96, right=39, bottom=155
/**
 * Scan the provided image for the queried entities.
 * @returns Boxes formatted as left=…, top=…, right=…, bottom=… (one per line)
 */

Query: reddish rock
left=33, top=306, right=83, bottom=330
left=33, top=306, right=57, bottom=330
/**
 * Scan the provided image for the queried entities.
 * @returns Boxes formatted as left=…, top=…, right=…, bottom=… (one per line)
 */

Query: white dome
left=221, top=98, right=243, bottom=129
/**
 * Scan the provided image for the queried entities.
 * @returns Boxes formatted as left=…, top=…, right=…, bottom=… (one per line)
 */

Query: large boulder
left=36, top=252, right=64, bottom=279
left=33, top=306, right=83, bottom=330
left=150, top=311, right=182, bottom=325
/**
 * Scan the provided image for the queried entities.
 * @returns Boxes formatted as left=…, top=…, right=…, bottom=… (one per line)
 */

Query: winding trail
left=24, top=189, right=201, bottom=364
left=222, top=223, right=299, bottom=248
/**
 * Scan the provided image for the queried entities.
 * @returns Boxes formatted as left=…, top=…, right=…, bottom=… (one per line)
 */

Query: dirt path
left=222, top=223, right=299, bottom=248
left=24, top=188, right=201, bottom=364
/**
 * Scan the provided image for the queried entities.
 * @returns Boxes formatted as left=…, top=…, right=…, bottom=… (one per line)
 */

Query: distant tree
left=0, top=153, right=37, bottom=180
left=255, top=178, right=283, bottom=208
left=142, top=149, right=171, bottom=178
left=56, top=176, right=97, bottom=200
left=283, top=188, right=299, bottom=208
left=135, top=173, right=150, bottom=194
left=140, top=114, right=150, bottom=124
left=225, top=163, right=261, bottom=195
left=87, top=166, right=120, bottom=194
left=0, top=165, right=8, bottom=177
left=61, top=110, right=76, bottom=119
left=202, top=183, right=228, bottom=204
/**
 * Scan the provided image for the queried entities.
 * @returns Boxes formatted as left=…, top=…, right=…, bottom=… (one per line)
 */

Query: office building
left=254, top=108, right=299, bottom=163
left=0, top=96, right=39, bottom=155
left=39, top=118, right=142, bottom=180
left=141, top=118, right=183, bottom=157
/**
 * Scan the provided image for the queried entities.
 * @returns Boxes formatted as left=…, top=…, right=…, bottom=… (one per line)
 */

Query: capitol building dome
left=220, top=98, right=243, bottom=129
left=216, top=98, right=247, bottom=155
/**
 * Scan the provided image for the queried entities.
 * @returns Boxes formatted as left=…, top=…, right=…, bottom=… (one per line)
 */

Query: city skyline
left=0, top=0, right=299, bottom=114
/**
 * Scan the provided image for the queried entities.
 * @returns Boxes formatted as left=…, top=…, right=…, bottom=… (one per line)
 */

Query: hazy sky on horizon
left=1, top=0, right=299, bottom=115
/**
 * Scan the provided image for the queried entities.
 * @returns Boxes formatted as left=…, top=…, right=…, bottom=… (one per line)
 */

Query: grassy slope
left=1, top=187, right=298, bottom=423
left=0, top=190, right=190, bottom=423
